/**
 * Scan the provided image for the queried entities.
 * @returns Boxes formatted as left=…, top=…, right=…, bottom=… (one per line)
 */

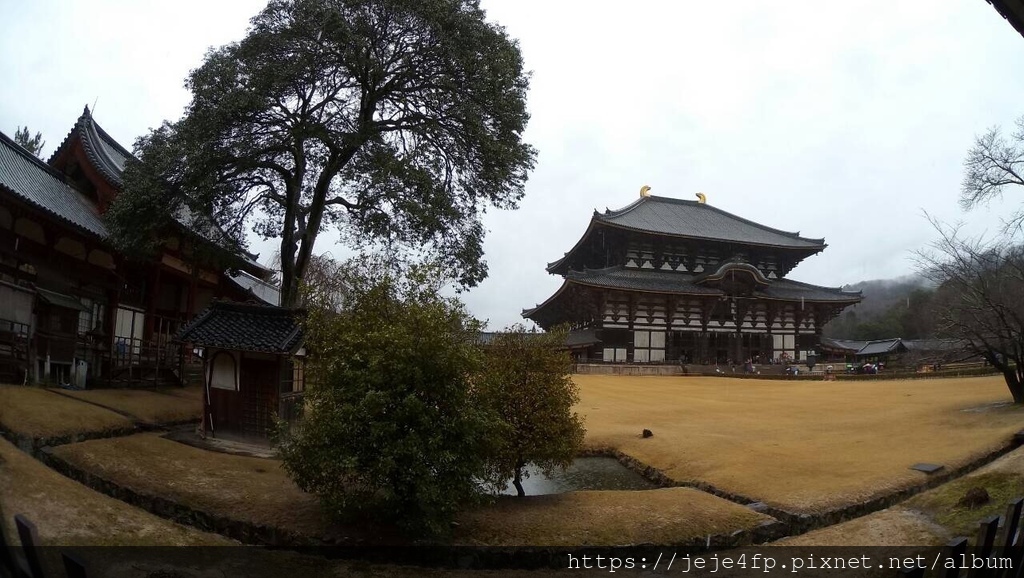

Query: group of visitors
left=844, top=362, right=884, bottom=374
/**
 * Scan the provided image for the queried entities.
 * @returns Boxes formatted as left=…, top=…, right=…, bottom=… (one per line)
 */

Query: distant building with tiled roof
left=524, top=190, right=861, bottom=365
left=821, top=336, right=971, bottom=366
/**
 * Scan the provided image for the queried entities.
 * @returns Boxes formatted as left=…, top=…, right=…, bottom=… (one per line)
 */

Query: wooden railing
left=899, top=497, right=1024, bottom=578
left=1, top=514, right=88, bottom=578
left=0, top=319, right=30, bottom=384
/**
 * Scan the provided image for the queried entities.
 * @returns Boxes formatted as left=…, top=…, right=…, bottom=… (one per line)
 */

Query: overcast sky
left=2, top=1, right=1024, bottom=329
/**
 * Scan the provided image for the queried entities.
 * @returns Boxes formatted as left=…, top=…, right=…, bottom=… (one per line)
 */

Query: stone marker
left=747, top=501, right=770, bottom=513
left=909, top=463, right=944, bottom=474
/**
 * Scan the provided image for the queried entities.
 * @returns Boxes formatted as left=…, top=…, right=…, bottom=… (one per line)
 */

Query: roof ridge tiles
left=597, top=196, right=647, bottom=218
left=45, top=106, right=132, bottom=188
left=45, top=107, right=87, bottom=166
left=87, top=111, right=134, bottom=159
left=78, top=110, right=127, bottom=187
left=210, top=300, right=299, bottom=314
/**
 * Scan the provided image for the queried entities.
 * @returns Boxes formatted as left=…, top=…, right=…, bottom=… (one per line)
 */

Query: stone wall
left=574, top=364, right=685, bottom=376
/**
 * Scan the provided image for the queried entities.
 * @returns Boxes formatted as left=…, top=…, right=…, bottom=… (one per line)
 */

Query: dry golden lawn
left=576, top=374, right=1024, bottom=513
left=50, top=432, right=331, bottom=536
left=775, top=507, right=950, bottom=547
left=1, top=436, right=587, bottom=578
left=0, top=385, right=132, bottom=438
left=55, top=386, right=202, bottom=424
left=52, top=432, right=772, bottom=547
left=455, top=487, right=772, bottom=546
left=0, top=437, right=230, bottom=546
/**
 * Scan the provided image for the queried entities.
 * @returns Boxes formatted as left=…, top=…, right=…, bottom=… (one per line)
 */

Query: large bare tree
left=962, top=115, right=1024, bottom=232
left=918, top=219, right=1024, bottom=403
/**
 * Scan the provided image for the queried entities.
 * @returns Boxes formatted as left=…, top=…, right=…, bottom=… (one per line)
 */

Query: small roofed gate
left=176, top=301, right=304, bottom=440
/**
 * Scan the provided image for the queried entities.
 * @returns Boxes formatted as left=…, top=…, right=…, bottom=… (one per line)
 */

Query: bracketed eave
left=524, top=266, right=861, bottom=329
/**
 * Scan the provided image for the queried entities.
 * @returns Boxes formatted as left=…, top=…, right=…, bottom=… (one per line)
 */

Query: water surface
left=500, top=457, right=657, bottom=496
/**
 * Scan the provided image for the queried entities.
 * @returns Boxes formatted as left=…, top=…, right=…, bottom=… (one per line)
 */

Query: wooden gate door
left=209, top=384, right=240, bottom=434
left=239, top=359, right=279, bottom=437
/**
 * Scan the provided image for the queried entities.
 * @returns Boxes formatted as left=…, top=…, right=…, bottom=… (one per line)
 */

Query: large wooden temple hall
left=523, top=189, right=862, bottom=366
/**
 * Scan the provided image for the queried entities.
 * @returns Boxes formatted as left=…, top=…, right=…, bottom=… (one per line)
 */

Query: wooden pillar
left=735, top=298, right=747, bottom=363
left=696, top=298, right=707, bottom=364
left=106, top=251, right=123, bottom=382
left=666, top=295, right=677, bottom=361
left=200, top=355, right=210, bottom=437
left=145, top=265, right=162, bottom=344
left=187, top=271, right=199, bottom=321
left=627, top=293, right=636, bottom=362
left=765, top=302, right=778, bottom=361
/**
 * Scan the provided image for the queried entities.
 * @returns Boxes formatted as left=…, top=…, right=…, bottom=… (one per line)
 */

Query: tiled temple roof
left=596, top=195, right=826, bottom=249
left=547, top=195, right=828, bottom=275
left=0, top=131, right=107, bottom=237
left=177, top=301, right=302, bottom=354
left=45, top=107, right=271, bottom=277
left=855, top=338, right=907, bottom=357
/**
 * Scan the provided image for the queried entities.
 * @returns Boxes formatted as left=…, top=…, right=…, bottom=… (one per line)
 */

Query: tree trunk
left=1004, top=369, right=1024, bottom=404
left=279, top=268, right=301, bottom=308
left=512, top=463, right=525, bottom=497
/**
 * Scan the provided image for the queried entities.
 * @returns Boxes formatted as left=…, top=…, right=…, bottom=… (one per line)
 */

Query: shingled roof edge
left=175, top=300, right=304, bottom=353
left=0, top=131, right=108, bottom=238
left=596, top=195, right=827, bottom=247
left=79, top=114, right=127, bottom=188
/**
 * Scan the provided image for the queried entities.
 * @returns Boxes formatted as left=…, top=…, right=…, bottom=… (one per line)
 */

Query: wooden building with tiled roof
left=0, top=107, right=279, bottom=386
left=177, top=301, right=303, bottom=438
left=524, top=190, right=862, bottom=366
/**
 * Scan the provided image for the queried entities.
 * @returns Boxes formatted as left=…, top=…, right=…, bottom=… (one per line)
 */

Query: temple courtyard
left=2, top=374, right=1024, bottom=554
left=576, top=374, right=1024, bottom=513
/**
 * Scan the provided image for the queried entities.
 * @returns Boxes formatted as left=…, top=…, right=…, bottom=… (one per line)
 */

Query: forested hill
left=821, top=275, right=936, bottom=340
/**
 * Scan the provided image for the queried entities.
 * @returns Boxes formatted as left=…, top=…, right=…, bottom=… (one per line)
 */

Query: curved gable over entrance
left=695, top=262, right=771, bottom=296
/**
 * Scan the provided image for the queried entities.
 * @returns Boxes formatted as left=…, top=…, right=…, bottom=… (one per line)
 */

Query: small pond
left=500, top=457, right=657, bottom=496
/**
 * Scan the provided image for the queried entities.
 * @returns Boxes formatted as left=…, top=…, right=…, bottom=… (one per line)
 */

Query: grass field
left=55, top=386, right=202, bottom=424
left=456, top=487, right=771, bottom=546
left=0, top=385, right=132, bottom=439
left=0, top=437, right=229, bottom=546
left=15, top=373, right=1024, bottom=552
left=50, top=432, right=331, bottom=537
left=2, top=432, right=593, bottom=576
left=575, top=374, right=1024, bottom=513
left=51, top=432, right=773, bottom=546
